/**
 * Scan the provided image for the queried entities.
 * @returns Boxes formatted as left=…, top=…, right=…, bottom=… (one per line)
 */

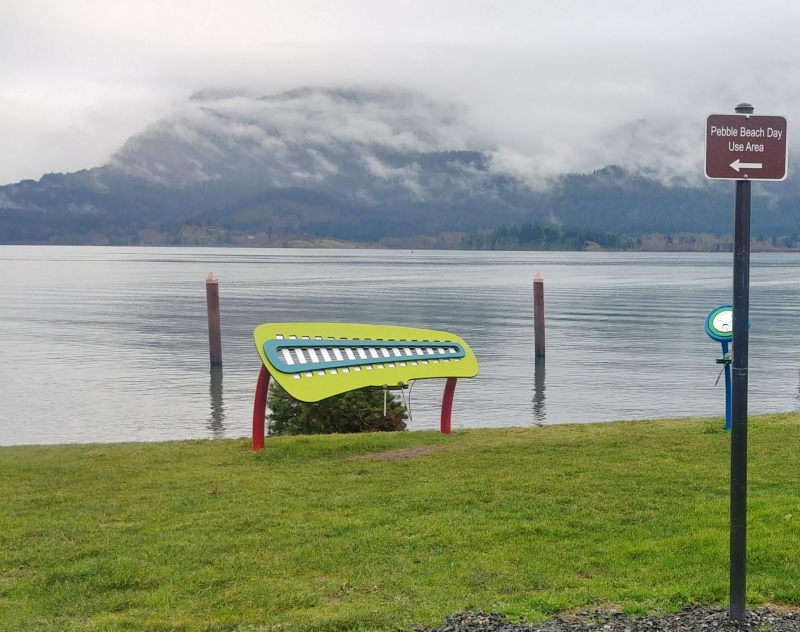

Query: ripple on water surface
left=1, top=246, right=799, bottom=445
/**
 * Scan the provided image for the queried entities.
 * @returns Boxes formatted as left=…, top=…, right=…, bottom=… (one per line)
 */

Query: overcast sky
left=2, top=0, right=799, bottom=185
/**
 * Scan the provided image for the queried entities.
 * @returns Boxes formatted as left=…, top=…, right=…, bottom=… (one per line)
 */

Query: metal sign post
left=729, top=104, right=752, bottom=620
left=705, top=102, right=789, bottom=623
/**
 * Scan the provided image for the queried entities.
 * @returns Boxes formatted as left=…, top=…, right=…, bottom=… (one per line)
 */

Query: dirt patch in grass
left=351, top=446, right=444, bottom=461
left=769, top=603, right=800, bottom=613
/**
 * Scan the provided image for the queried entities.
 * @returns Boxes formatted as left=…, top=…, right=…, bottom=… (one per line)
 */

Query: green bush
left=267, top=382, right=408, bottom=436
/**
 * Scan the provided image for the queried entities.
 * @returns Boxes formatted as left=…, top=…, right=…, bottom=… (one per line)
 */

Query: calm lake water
left=2, top=246, right=800, bottom=446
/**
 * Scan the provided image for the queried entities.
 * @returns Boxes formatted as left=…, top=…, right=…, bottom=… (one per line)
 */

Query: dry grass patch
left=350, top=445, right=444, bottom=461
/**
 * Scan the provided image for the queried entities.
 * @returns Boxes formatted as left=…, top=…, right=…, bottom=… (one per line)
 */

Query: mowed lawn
left=2, top=414, right=800, bottom=631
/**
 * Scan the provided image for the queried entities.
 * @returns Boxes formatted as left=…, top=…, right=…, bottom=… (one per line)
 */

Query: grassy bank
left=2, top=414, right=800, bottom=631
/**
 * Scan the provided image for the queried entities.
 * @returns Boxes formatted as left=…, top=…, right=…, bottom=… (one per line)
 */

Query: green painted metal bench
left=251, top=323, right=479, bottom=450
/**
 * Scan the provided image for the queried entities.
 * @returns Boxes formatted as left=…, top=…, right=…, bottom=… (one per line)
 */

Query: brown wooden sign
left=705, top=114, right=788, bottom=180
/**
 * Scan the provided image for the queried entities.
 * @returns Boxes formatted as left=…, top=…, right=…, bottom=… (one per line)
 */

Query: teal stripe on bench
left=264, top=338, right=465, bottom=375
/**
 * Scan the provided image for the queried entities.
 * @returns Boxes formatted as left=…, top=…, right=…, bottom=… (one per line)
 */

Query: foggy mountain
left=1, top=87, right=799, bottom=245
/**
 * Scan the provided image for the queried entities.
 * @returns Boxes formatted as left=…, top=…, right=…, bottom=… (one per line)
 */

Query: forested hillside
left=2, top=88, right=799, bottom=246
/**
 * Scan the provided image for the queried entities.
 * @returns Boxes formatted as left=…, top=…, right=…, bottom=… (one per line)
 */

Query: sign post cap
left=735, top=103, right=754, bottom=114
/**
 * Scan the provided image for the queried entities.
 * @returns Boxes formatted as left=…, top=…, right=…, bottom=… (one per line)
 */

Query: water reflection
left=533, top=357, right=546, bottom=424
left=208, top=366, right=226, bottom=436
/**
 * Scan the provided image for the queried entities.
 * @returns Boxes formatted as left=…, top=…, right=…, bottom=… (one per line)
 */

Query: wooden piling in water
left=533, top=272, right=545, bottom=358
left=206, top=273, right=222, bottom=366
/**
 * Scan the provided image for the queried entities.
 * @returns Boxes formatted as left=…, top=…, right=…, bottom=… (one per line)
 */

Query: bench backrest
left=254, top=323, right=479, bottom=402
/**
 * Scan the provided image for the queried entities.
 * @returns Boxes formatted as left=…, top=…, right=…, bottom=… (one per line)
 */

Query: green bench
left=251, top=323, right=479, bottom=450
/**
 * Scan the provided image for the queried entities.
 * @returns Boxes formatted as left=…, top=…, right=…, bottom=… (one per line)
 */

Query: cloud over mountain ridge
left=108, top=88, right=484, bottom=193
left=105, top=86, right=710, bottom=194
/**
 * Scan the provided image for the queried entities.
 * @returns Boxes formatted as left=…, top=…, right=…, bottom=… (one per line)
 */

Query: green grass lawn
left=2, top=414, right=800, bottom=631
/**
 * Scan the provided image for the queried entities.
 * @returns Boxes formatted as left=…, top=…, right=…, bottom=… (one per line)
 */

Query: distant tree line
left=460, top=222, right=635, bottom=251
left=4, top=162, right=800, bottom=245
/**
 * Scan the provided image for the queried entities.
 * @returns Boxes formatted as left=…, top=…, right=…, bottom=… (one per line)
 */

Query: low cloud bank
left=108, top=87, right=719, bottom=192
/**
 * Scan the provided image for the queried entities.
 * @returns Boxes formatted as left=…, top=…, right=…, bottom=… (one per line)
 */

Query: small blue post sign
left=705, top=305, right=733, bottom=431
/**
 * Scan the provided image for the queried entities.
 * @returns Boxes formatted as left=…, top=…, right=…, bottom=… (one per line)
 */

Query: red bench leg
left=252, top=365, right=271, bottom=450
left=440, top=377, right=457, bottom=434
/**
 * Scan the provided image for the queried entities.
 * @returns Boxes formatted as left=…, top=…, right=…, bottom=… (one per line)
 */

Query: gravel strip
left=415, top=606, right=800, bottom=632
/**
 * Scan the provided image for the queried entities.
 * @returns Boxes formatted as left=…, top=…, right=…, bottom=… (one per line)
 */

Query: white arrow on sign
left=730, top=159, right=763, bottom=172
